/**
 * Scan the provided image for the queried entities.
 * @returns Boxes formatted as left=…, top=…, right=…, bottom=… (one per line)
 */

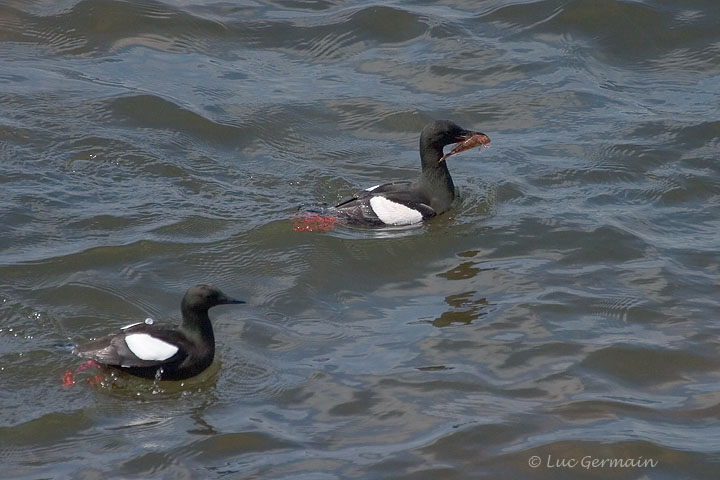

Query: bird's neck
left=419, top=144, right=455, bottom=206
left=181, top=307, right=215, bottom=346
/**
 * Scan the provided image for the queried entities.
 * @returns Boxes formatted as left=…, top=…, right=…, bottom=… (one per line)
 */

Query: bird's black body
left=73, top=284, right=244, bottom=381
left=334, top=120, right=487, bottom=226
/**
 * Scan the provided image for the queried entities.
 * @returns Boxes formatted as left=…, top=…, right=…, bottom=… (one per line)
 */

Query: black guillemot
left=334, top=120, right=490, bottom=226
left=72, top=284, right=244, bottom=381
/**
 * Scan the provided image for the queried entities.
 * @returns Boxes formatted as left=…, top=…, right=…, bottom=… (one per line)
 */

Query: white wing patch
left=125, top=333, right=179, bottom=361
left=369, top=196, right=424, bottom=225
left=365, top=184, right=381, bottom=192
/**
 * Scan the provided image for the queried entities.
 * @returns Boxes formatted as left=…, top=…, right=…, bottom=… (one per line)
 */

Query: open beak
left=440, top=131, right=491, bottom=163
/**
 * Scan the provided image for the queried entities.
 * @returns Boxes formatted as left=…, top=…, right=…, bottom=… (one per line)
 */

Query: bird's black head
left=182, top=284, right=245, bottom=312
left=420, top=120, right=472, bottom=148
left=419, top=120, right=486, bottom=166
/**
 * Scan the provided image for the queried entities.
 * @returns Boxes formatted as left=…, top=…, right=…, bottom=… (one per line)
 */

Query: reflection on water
left=2, top=0, right=720, bottom=478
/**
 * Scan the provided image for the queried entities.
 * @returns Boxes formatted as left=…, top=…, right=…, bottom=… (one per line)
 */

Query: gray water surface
left=2, top=0, right=720, bottom=478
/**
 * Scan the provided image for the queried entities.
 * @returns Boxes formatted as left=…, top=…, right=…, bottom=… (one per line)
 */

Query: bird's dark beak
left=220, top=295, right=246, bottom=305
left=440, top=130, right=491, bottom=163
left=454, top=129, right=485, bottom=143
